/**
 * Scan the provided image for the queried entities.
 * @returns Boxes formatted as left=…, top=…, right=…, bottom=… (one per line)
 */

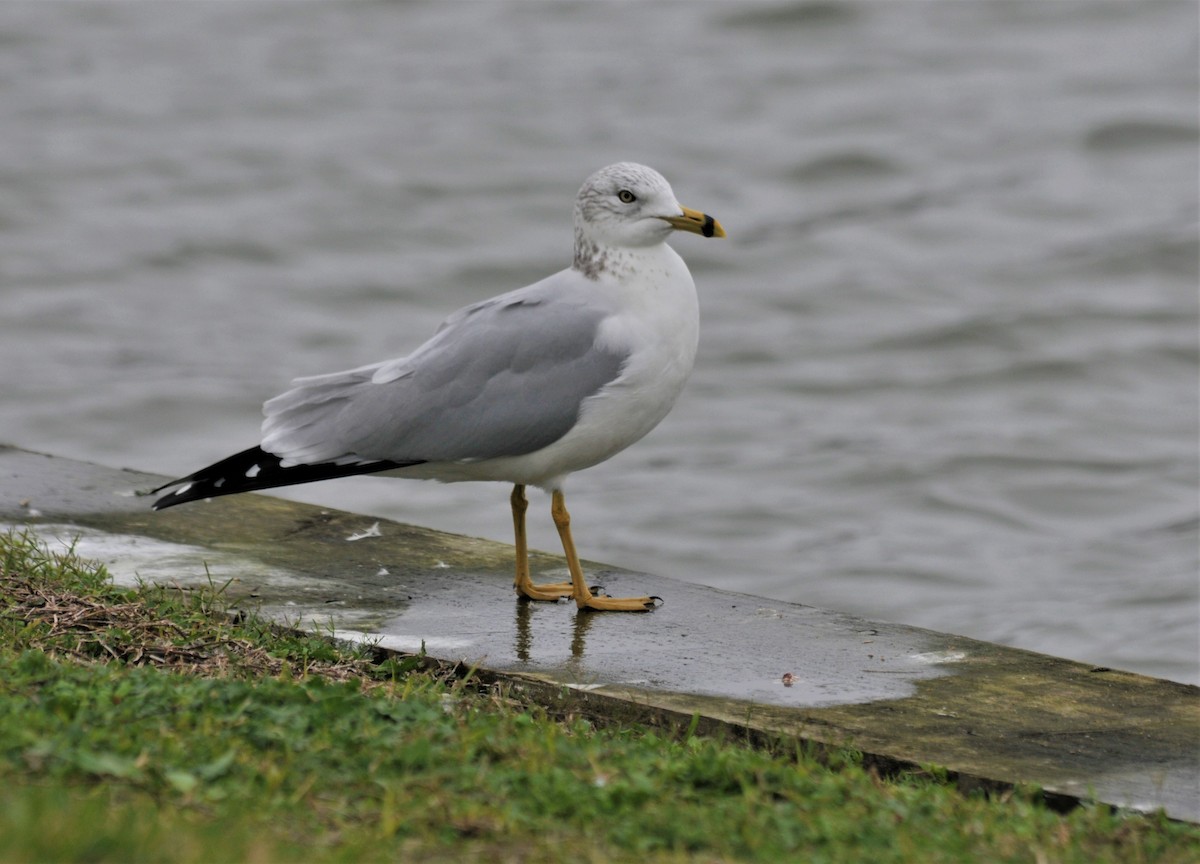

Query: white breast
left=512, top=242, right=699, bottom=486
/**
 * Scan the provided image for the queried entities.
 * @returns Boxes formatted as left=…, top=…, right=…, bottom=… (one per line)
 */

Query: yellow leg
left=551, top=489, right=656, bottom=612
left=511, top=484, right=573, bottom=601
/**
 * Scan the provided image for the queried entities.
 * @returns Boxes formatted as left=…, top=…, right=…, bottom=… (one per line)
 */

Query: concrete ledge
left=2, top=445, right=1197, bottom=822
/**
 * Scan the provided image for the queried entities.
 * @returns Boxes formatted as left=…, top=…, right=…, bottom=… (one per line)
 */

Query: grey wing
left=260, top=276, right=628, bottom=466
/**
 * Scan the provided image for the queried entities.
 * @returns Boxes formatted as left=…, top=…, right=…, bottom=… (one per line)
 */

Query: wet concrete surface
left=3, top=445, right=1197, bottom=822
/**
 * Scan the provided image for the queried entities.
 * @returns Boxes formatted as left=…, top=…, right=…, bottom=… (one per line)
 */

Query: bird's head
left=573, top=162, right=726, bottom=255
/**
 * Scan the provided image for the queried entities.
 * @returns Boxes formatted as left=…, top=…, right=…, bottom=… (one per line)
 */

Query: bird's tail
left=151, top=446, right=421, bottom=510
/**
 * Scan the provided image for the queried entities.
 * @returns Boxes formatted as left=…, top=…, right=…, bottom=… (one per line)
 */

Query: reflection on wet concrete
left=371, top=563, right=954, bottom=708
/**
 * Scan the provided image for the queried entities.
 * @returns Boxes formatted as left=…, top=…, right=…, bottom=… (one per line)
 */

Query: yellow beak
left=661, top=205, right=727, bottom=239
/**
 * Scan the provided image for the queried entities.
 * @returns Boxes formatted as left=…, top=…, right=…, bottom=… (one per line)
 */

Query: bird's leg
left=511, top=484, right=573, bottom=601
left=551, top=490, right=656, bottom=612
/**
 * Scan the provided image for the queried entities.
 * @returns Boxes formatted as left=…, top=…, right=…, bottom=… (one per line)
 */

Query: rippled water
left=2, top=1, right=1197, bottom=683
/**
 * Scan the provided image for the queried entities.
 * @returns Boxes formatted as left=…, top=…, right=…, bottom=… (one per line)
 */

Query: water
left=2, top=1, right=1196, bottom=684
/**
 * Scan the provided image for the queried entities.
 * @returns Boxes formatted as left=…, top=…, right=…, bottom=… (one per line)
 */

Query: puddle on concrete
left=358, top=570, right=963, bottom=709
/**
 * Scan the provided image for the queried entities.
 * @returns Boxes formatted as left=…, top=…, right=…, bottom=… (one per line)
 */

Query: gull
left=153, top=162, right=725, bottom=611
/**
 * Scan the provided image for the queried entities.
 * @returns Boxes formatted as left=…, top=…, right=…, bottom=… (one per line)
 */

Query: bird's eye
left=617, top=190, right=636, bottom=204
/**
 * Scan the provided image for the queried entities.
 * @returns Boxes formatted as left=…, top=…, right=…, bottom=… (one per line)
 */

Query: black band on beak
left=701, top=214, right=715, bottom=238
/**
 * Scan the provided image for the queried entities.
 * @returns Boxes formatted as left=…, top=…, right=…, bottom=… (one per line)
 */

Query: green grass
left=1, top=528, right=1197, bottom=863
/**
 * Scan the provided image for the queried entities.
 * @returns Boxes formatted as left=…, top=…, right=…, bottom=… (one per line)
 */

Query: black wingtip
left=151, top=446, right=422, bottom=511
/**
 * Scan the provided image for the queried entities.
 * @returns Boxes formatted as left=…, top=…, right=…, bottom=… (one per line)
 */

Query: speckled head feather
left=573, top=162, right=682, bottom=278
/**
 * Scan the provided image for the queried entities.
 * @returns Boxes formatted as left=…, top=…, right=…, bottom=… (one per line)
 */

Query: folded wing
left=261, top=272, right=629, bottom=467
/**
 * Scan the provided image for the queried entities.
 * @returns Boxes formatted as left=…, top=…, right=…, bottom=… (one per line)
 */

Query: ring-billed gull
left=153, top=162, right=725, bottom=612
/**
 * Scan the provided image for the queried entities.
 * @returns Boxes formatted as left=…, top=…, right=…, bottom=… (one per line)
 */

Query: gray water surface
left=2, top=1, right=1197, bottom=684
